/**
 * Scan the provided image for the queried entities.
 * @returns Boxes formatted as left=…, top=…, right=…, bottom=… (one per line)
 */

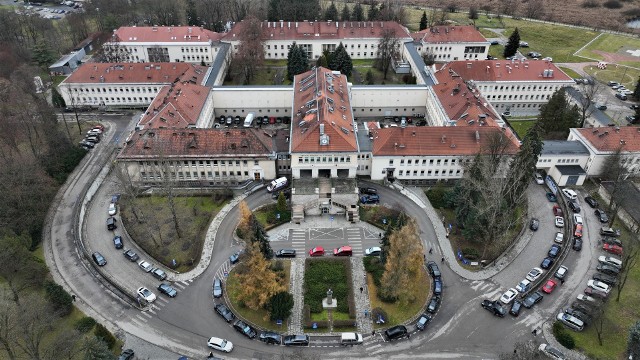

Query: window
left=389, top=160, right=394, bottom=165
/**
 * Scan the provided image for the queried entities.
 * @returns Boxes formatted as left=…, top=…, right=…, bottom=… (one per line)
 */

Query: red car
left=553, top=205, right=563, bottom=217
left=541, top=279, right=558, bottom=294
left=309, top=247, right=325, bottom=257
left=269, top=116, right=276, bottom=124
left=603, top=243, right=623, bottom=256
left=333, top=246, right=353, bottom=256
left=574, top=224, right=583, bottom=238
left=92, top=124, right=105, bottom=131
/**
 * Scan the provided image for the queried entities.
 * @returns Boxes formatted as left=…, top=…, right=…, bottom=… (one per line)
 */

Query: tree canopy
left=376, top=28, right=400, bottom=80
left=286, top=42, right=309, bottom=81
left=234, top=242, right=285, bottom=310
left=352, top=3, right=365, bottom=21
left=419, top=11, right=428, bottom=30
left=329, top=43, right=353, bottom=77
left=503, top=28, right=520, bottom=58
left=324, top=2, right=339, bottom=21
left=537, top=89, right=580, bottom=139
left=268, top=0, right=321, bottom=21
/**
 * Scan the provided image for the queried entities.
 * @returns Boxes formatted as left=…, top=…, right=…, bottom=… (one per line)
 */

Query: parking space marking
left=156, top=297, right=169, bottom=305
left=134, top=315, right=149, bottom=323
left=179, top=280, right=190, bottom=287
left=309, top=228, right=344, bottom=241
left=173, top=282, right=186, bottom=290
left=141, top=311, right=153, bottom=319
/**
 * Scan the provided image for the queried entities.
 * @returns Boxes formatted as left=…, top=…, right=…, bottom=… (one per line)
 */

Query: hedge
left=75, top=317, right=97, bottom=333
left=553, top=321, right=576, bottom=349
left=304, top=259, right=350, bottom=314
left=94, top=324, right=117, bottom=349
left=44, top=280, right=73, bottom=316
left=363, top=256, right=385, bottom=287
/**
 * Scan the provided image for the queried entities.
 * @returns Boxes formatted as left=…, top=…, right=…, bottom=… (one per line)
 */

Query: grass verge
left=583, top=64, right=640, bottom=90
left=254, top=203, right=291, bottom=229
left=226, top=259, right=291, bottom=331
left=576, top=33, right=640, bottom=68
left=558, top=66, right=582, bottom=79
left=508, top=119, right=537, bottom=139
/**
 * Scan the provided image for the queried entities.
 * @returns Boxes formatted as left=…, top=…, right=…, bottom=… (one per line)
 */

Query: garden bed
left=359, top=205, right=403, bottom=229
left=303, top=258, right=355, bottom=330
left=254, top=203, right=291, bottom=230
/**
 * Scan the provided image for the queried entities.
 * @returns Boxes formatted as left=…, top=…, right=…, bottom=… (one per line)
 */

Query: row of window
left=389, top=158, right=460, bottom=166
left=486, top=94, right=552, bottom=101
left=266, top=52, right=378, bottom=58
left=182, top=55, right=210, bottom=61
left=72, top=87, right=160, bottom=94
left=482, top=85, right=564, bottom=92
left=180, top=47, right=208, bottom=53
left=78, top=97, right=151, bottom=104
left=139, top=159, right=260, bottom=166
left=298, top=156, right=352, bottom=163
left=266, top=43, right=381, bottom=50
left=538, top=158, right=581, bottom=164
left=141, top=170, right=253, bottom=180
left=494, top=103, right=543, bottom=109
left=394, top=169, right=462, bottom=176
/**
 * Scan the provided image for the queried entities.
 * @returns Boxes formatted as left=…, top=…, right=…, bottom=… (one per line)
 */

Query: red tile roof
left=445, top=60, right=573, bottom=82
left=138, top=83, right=210, bottom=129
left=224, top=21, right=411, bottom=42
left=112, top=26, right=224, bottom=43
left=372, top=126, right=519, bottom=156
left=118, top=128, right=274, bottom=159
left=432, top=64, right=501, bottom=126
left=576, top=127, right=640, bottom=153
left=63, top=63, right=209, bottom=84
left=417, top=25, right=488, bottom=44
left=290, top=67, right=358, bottom=153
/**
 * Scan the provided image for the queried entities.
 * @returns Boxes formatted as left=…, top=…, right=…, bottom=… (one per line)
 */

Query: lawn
left=120, top=194, right=230, bottom=272
left=508, top=119, right=537, bottom=139
left=571, top=219, right=640, bottom=359
left=254, top=203, right=291, bottom=229
left=583, top=64, right=640, bottom=90
left=558, top=66, right=582, bottom=79
left=488, top=44, right=505, bottom=60
left=304, top=258, right=351, bottom=314
left=576, top=33, right=640, bottom=68
left=226, top=260, right=291, bottom=331
left=359, top=205, right=403, bottom=229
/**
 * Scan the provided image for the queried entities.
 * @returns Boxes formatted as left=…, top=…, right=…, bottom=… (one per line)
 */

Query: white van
left=243, top=113, right=254, bottom=128
left=556, top=312, right=584, bottom=331
left=340, top=332, right=363, bottom=345
left=267, top=177, right=288, bottom=193
left=562, top=189, right=578, bottom=201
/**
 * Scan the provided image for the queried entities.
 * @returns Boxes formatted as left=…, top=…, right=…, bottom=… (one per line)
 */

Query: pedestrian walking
left=372, top=330, right=375, bottom=336
left=532, top=328, right=537, bottom=336
left=71, top=294, right=76, bottom=302
left=429, top=247, right=433, bottom=254
left=441, top=257, right=444, bottom=263
left=423, top=254, right=426, bottom=262
left=364, top=309, right=368, bottom=317
left=209, top=351, right=214, bottom=357
left=560, top=279, right=564, bottom=284
left=360, top=287, right=363, bottom=293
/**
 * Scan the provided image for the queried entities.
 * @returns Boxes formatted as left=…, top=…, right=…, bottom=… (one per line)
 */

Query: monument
left=322, top=288, right=337, bottom=309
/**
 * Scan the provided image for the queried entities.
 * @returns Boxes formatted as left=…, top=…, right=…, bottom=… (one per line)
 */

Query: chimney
left=441, top=135, right=446, bottom=143
left=475, top=130, right=480, bottom=142
left=320, top=123, right=325, bottom=135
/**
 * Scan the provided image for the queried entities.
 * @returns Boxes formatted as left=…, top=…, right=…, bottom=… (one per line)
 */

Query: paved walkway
left=288, top=258, right=305, bottom=334
left=351, top=257, right=374, bottom=335
left=266, top=215, right=383, bottom=242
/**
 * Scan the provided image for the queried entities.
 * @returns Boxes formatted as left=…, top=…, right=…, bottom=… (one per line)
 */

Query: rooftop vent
left=320, top=134, right=330, bottom=146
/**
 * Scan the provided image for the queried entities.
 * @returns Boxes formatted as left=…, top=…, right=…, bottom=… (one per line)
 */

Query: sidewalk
left=266, top=215, right=383, bottom=242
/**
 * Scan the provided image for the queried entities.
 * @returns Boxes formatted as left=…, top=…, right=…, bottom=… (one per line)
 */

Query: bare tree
left=235, top=16, right=265, bottom=84
left=616, top=236, right=640, bottom=302
left=523, top=0, right=545, bottom=19
left=0, top=296, right=20, bottom=360
left=376, top=28, right=399, bottom=80
left=576, top=77, right=604, bottom=127
left=600, top=146, right=630, bottom=227
left=113, top=164, right=147, bottom=223
left=592, top=304, right=607, bottom=346
left=16, top=294, right=60, bottom=360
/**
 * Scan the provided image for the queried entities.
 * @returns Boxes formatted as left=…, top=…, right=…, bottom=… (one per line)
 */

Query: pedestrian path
left=351, top=257, right=373, bottom=336
left=288, top=258, right=305, bottom=334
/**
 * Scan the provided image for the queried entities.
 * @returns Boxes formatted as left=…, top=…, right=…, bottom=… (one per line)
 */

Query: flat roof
left=541, top=140, right=590, bottom=155
left=556, top=165, right=586, bottom=176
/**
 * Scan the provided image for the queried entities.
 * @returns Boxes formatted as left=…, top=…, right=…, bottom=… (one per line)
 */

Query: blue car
left=360, top=194, right=380, bottom=204
left=229, top=251, right=241, bottom=264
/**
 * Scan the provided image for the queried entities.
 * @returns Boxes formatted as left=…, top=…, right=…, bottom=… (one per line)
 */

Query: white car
left=598, top=255, right=623, bottom=269
left=87, top=129, right=102, bottom=136
left=499, top=288, right=519, bottom=304
left=576, top=294, right=596, bottom=303
left=542, top=57, right=553, bottom=62
left=573, top=214, right=583, bottom=225
left=554, top=232, right=564, bottom=244
left=526, top=267, right=544, bottom=282
left=364, top=246, right=382, bottom=256
left=554, top=216, right=564, bottom=228
left=138, top=260, right=153, bottom=272
left=108, top=203, right=117, bottom=216
left=534, top=172, right=544, bottom=185
left=136, top=287, right=156, bottom=303
left=555, top=265, right=568, bottom=280
left=207, top=337, right=233, bottom=353
left=539, top=343, right=566, bottom=359
left=562, top=189, right=578, bottom=201
left=587, top=280, right=610, bottom=293
left=516, top=279, right=531, bottom=293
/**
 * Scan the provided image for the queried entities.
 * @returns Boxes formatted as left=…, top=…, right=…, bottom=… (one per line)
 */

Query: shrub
left=75, top=317, right=97, bottom=332
left=267, top=291, right=294, bottom=321
left=557, top=331, right=576, bottom=349
left=582, top=0, right=600, bottom=7
left=371, top=307, right=388, bottom=323
left=425, top=182, right=452, bottom=209
left=94, top=323, right=117, bottom=349
left=363, top=256, right=385, bottom=287
left=304, top=259, right=349, bottom=313
left=462, top=247, right=480, bottom=260
left=333, top=319, right=357, bottom=327
left=44, top=280, right=73, bottom=316
left=603, top=0, right=623, bottom=8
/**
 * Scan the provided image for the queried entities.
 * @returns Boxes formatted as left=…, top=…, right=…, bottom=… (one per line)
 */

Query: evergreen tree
left=419, top=11, right=428, bottom=31
left=504, top=123, right=544, bottom=207
left=329, top=42, right=353, bottom=77
left=628, top=321, right=640, bottom=360
left=249, top=214, right=273, bottom=259
left=365, top=69, right=374, bottom=84
left=276, top=192, right=287, bottom=213
left=286, top=42, right=309, bottom=81
left=52, top=88, right=66, bottom=108
left=32, top=41, right=55, bottom=68
left=537, top=89, right=580, bottom=138
left=324, top=2, right=339, bottom=21
left=503, top=28, right=521, bottom=58
left=352, top=2, right=365, bottom=21
left=267, top=291, right=294, bottom=321
left=368, top=4, right=380, bottom=21
left=341, top=4, right=351, bottom=21
left=316, top=55, right=328, bottom=68
left=185, top=0, right=199, bottom=26
left=633, top=76, right=640, bottom=100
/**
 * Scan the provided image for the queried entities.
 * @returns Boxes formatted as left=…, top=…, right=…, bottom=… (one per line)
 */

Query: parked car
left=597, top=264, right=621, bottom=276
left=573, top=213, right=583, bottom=225
left=365, top=247, right=382, bottom=256
left=577, top=294, right=597, bottom=303
left=136, top=287, right=156, bottom=303
left=562, top=189, right=578, bottom=200
left=530, top=218, right=539, bottom=231
left=108, top=203, right=117, bottom=216
left=157, top=283, right=177, bottom=298
left=433, top=279, right=443, bottom=296
left=546, top=192, right=557, bottom=202
left=565, top=308, right=591, bottom=324
left=556, top=312, right=584, bottom=331
left=233, top=319, right=257, bottom=339
left=426, top=296, right=440, bottom=313
left=574, top=224, right=583, bottom=238
left=510, top=300, right=523, bottom=317
left=309, top=247, right=325, bottom=257
left=113, top=235, right=123, bottom=249
left=359, top=187, right=378, bottom=195
left=207, top=337, right=233, bottom=353
left=541, top=279, right=558, bottom=294
left=596, top=104, right=607, bottom=111
left=593, top=272, right=617, bottom=286
left=526, top=267, right=544, bottom=282
left=333, top=246, right=353, bottom=256
left=522, top=291, right=544, bottom=308
left=600, top=227, right=620, bottom=237
left=554, top=216, right=564, bottom=228
left=275, top=249, right=296, bottom=258
left=427, top=261, right=442, bottom=279
left=123, top=249, right=139, bottom=262
left=214, top=303, right=235, bottom=322
left=416, top=313, right=432, bottom=331
left=603, top=243, right=623, bottom=256
left=538, top=343, right=566, bottom=360
left=584, top=287, right=608, bottom=299
left=106, top=216, right=117, bottom=230
left=595, top=209, right=609, bottom=223
left=499, top=288, right=519, bottom=304
left=534, top=172, right=544, bottom=184
left=283, top=334, right=309, bottom=346
left=616, top=93, right=628, bottom=101
left=213, top=278, right=223, bottom=298
left=584, top=196, right=598, bottom=208
left=229, top=251, right=241, bottom=264
left=138, top=260, right=153, bottom=272
left=554, top=232, right=564, bottom=244
left=602, top=237, right=623, bottom=247
left=92, top=252, right=107, bottom=266
left=573, top=237, right=583, bottom=251
left=598, top=255, right=622, bottom=269
left=360, top=195, right=380, bottom=204
left=555, top=265, right=569, bottom=281
left=481, top=299, right=506, bottom=317
left=541, top=257, right=554, bottom=269
left=151, top=268, right=167, bottom=281
left=568, top=200, right=581, bottom=213
left=548, top=244, right=561, bottom=258
left=516, top=279, right=531, bottom=293
left=259, top=331, right=282, bottom=345
left=553, top=205, right=563, bottom=216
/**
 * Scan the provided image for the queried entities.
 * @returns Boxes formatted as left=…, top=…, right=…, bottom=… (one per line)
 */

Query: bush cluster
left=603, top=0, right=623, bottom=8
left=75, top=317, right=96, bottom=332
left=582, top=0, right=600, bottom=8
left=425, top=183, right=453, bottom=209
left=363, top=256, right=385, bottom=287
left=553, top=321, right=576, bottom=349
left=94, top=324, right=117, bottom=349
left=44, top=280, right=73, bottom=316
left=304, top=259, right=350, bottom=313
left=462, top=247, right=480, bottom=260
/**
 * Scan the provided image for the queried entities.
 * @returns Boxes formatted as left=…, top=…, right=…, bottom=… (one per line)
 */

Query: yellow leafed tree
left=379, top=220, right=425, bottom=305
left=237, top=200, right=252, bottom=239
left=235, top=242, right=285, bottom=310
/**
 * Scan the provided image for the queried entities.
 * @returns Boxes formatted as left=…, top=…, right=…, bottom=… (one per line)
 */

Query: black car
left=602, top=237, right=623, bottom=247
left=416, top=313, right=432, bottom=331
left=283, top=334, right=309, bottom=346
left=573, top=237, right=583, bottom=251
left=427, top=261, right=441, bottom=280
left=275, top=249, right=296, bottom=258
left=259, top=331, right=282, bottom=345
left=584, top=196, right=598, bottom=208
left=157, top=283, right=177, bottom=297
left=529, top=218, right=539, bottom=231
left=571, top=302, right=595, bottom=315
left=233, top=319, right=257, bottom=339
left=123, top=249, right=140, bottom=262
left=92, top=252, right=107, bottom=266
left=481, top=300, right=506, bottom=317
left=113, top=235, right=123, bottom=249
left=229, top=251, right=241, bottom=264
left=593, top=272, right=618, bottom=286
left=118, top=349, right=135, bottom=360
left=509, top=300, right=523, bottom=317
left=107, top=216, right=117, bottom=230
left=565, top=308, right=591, bottom=324
left=568, top=200, right=581, bottom=213
left=433, top=279, right=443, bottom=296
left=597, top=264, right=620, bottom=276
left=426, top=296, right=441, bottom=313
left=548, top=244, right=561, bottom=258
left=541, top=257, right=554, bottom=269
left=596, top=104, right=607, bottom=110
left=595, top=209, right=609, bottom=223
left=359, top=187, right=378, bottom=195
left=214, top=303, right=235, bottom=323
left=522, top=291, right=544, bottom=308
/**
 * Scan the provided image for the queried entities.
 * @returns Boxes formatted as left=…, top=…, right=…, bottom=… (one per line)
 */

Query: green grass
left=583, top=64, right=640, bottom=90
left=226, top=260, right=291, bottom=331
left=368, top=266, right=429, bottom=328
left=577, top=33, right=640, bottom=68
left=489, top=44, right=505, bottom=59
left=571, top=221, right=640, bottom=359
left=508, top=119, right=537, bottom=139
left=558, top=66, right=582, bottom=79
left=254, top=203, right=291, bottom=229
